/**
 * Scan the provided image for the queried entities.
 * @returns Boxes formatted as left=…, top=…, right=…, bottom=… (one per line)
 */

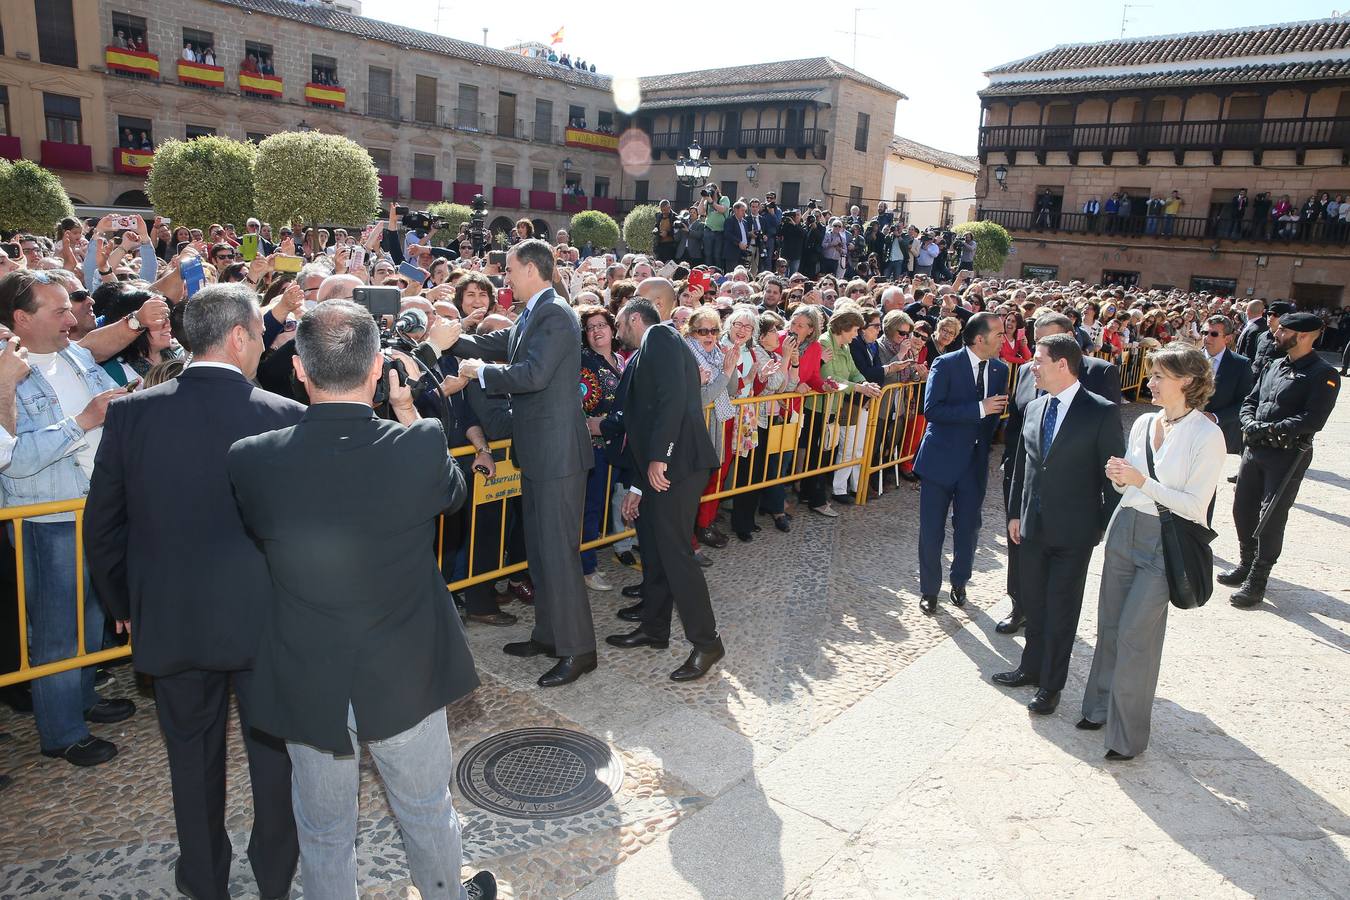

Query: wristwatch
left=125, top=312, right=145, bottom=331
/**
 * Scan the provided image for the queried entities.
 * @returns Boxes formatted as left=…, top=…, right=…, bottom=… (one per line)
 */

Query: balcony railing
left=496, top=117, right=524, bottom=140
left=648, top=127, right=825, bottom=152
left=366, top=92, right=401, bottom=121
left=453, top=108, right=487, bottom=132
left=413, top=103, right=442, bottom=126
left=979, top=116, right=1350, bottom=158
left=980, top=207, right=1350, bottom=245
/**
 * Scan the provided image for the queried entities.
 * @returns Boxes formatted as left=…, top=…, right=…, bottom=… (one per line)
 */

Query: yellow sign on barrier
left=475, top=457, right=521, bottom=503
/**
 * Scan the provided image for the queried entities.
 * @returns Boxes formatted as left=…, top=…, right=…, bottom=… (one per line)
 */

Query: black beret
left=1267, top=301, right=1295, bottom=316
left=1279, top=311, right=1322, bottom=332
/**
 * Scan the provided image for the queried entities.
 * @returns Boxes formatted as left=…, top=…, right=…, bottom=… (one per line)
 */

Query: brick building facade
left=975, top=18, right=1350, bottom=306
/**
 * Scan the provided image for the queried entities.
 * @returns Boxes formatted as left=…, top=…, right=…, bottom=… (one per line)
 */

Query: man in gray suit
left=454, top=239, right=597, bottom=687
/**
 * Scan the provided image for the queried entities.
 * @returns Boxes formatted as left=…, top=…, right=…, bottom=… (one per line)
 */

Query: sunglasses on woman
left=691, top=327, right=719, bottom=336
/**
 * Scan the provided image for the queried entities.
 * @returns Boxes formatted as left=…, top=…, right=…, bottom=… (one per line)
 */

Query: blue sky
left=365, top=1, right=1343, bottom=156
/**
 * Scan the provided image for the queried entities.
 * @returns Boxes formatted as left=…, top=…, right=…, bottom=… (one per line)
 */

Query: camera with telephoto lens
left=467, top=194, right=489, bottom=256
left=399, top=208, right=447, bottom=233
left=371, top=307, right=440, bottom=411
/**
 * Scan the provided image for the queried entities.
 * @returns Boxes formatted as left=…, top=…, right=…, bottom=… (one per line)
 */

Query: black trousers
left=154, top=668, right=298, bottom=900
left=1002, top=465, right=1021, bottom=610
left=439, top=462, right=515, bottom=615
left=1016, top=539, right=1094, bottom=693
left=638, top=471, right=718, bottom=648
left=1232, top=446, right=1312, bottom=565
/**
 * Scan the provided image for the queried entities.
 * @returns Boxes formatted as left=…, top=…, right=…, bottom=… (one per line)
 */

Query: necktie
left=1040, top=396, right=1060, bottom=457
left=515, top=304, right=531, bottom=334
left=976, top=360, right=987, bottom=400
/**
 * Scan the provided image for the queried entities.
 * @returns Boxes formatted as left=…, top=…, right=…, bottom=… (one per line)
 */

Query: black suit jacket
left=84, top=366, right=307, bottom=676
left=1002, top=356, right=1120, bottom=473
left=616, top=324, right=718, bottom=488
left=1009, top=387, right=1124, bottom=548
left=1206, top=350, right=1255, bottom=454
left=227, top=403, right=476, bottom=753
left=1236, top=318, right=1266, bottom=360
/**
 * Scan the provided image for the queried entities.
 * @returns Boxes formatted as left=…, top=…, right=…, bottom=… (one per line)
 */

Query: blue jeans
left=580, top=446, right=610, bottom=575
left=17, top=521, right=101, bottom=750
left=287, top=707, right=467, bottom=900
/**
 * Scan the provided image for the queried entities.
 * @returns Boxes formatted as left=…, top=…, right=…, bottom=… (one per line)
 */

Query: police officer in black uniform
left=1221, top=311, right=1341, bottom=607
left=1249, top=301, right=1293, bottom=377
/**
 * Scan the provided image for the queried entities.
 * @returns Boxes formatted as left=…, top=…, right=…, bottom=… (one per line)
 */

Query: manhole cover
left=455, top=727, right=624, bottom=819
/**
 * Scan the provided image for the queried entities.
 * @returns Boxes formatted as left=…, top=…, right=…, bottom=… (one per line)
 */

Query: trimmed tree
left=952, top=220, right=1013, bottom=274
left=0, top=159, right=75, bottom=235
left=569, top=210, right=619, bottom=252
left=253, top=132, right=380, bottom=243
left=425, top=203, right=473, bottom=247
left=146, top=136, right=256, bottom=230
left=621, top=204, right=659, bottom=254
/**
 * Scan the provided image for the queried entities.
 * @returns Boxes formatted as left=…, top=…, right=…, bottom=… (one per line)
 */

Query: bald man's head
left=478, top=313, right=514, bottom=335
left=636, top=277, right=677, bottom=321
left=317, top=273, right=363, bottom=303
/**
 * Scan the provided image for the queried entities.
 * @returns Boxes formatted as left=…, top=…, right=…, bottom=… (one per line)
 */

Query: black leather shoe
left=992, top=669, right=1037, bottom=688
left=831, top=493, right=855, bottom=505
left=736, top=531, right=753, bottom=543
left=0, top=684, right=33, bottom=714
left=671, top=638, right=724, bottom=682
left=621, top=584, right=644, bottom=599
left=605, top=628, right=669, bottom=650
left=919, top=594, right=937, bottom=615
left=617, top=602, right=644, bottom=622
left=950, top=585, right=967, bottom=607
left=1104, top=749, right=1135, bottom=761
left=995, top=610, right=1026, bottom=634
left=1076, top=718, right=1104, bottom=730
left=695, top=526, right=728, bottom=549
left=1027, top=689, right=1060, bottom=715
left=772, top=514, right=791, bottom=533
left=537, top=652, right=597, bottom=687
left=1226, top=474, right=1238, bottom=484
left=504, top=639, right=556, bottom=658
left=464, top=870, right=498, bottom=900
left=85, top=698, right=135, bottom=724
left=1216, top=564, right=1251, bottom=587
left=41, top=736, right=118, bottom=767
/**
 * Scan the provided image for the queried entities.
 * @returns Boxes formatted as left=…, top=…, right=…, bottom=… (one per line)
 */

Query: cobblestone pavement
left=2, top=378, right=1348, bottom=898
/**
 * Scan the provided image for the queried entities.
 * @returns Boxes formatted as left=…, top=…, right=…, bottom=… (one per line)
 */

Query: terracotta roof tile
left=988, top=18, right=1350, bottom=75
left=889, top=136, right=979, bottom=174
left=637, top=89, right=826, bottom=111
left=636, top=58, right=905, bottom=98
left=979, top=58, right=1350, bottom=97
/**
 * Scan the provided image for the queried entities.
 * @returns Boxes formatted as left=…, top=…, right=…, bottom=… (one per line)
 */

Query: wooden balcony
left=979, top=207, right=1350, bottom=245
left=978, top=115, right=1350, bottom=165
left=647, top=127, right=827, bottom=160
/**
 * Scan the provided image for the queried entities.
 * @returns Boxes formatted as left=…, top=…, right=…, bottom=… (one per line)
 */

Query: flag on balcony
left=565, top=128, right=618, bottom=153
left=239, top=72, right=283, bottom=97
left=304, top=82, right=346, bottom=107
left=550, top=27, right=565, bottom=45
left=177, top=59, right=225, bottom=88
left=105, top=46, right=160, bottom=77
left=116, top=148, right=154, bottom=175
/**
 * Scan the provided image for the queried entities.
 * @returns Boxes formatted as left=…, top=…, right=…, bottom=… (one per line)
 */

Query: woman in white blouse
left=1081, top=345, right=1226, bottom=760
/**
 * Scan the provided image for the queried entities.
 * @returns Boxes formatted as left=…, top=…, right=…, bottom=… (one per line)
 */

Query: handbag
left=1144, top=415, right=1218, bottom=609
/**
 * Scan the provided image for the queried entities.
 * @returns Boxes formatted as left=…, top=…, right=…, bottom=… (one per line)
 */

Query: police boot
left=1230, top=560, right=1272, bottom=608
left=1217, top=548, right=1255, bottom=587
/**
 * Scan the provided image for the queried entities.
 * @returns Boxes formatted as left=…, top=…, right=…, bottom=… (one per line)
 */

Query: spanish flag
left=177, top=59, right=225, bottom=88
left=239, top=72, right=283, bottom=97
left=550, top=27, right=565, bottom=45
left=304, top=82, right=347, bottom=108
left=105, top=46, right=160, bottom=78
left=115, top=148, right=154, bottom=175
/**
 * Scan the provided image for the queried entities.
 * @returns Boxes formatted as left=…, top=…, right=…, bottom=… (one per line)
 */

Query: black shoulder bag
left=1144, top=414, right=1218, bottom=609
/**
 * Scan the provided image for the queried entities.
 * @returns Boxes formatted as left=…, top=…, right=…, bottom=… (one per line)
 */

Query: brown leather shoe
left=466, top=611, right=518, bottom=627
left=507, top=578, right=535, bottom=604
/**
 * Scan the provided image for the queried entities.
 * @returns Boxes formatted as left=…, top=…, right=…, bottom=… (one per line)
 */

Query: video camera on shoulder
left=396, top=205, right=447, bottom=233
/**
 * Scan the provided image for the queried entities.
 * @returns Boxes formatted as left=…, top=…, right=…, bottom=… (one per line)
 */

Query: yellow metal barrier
left=0, top=499, right=132, bottom=689
left=854, top=381, right=925, bottom=502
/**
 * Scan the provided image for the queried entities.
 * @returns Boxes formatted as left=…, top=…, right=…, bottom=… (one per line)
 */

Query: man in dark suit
left=602, top=292, right=725, bottom=680
left=84, top=284, right=302, bottom=900
left=997, top=334, right=1124, bottom=715
left=453, top=238, right=597, bottom=687
left=998, top=312, right=1121, bottom=634
left=227, top=300, right=494, bottom=900
left=913, top=312, right=1009, bottom=614
left=721, top=201, right=751, bottom=272
left=1234, top=299, right=1266, bottom=360
left=1201, top=314, right=1254, bottom=456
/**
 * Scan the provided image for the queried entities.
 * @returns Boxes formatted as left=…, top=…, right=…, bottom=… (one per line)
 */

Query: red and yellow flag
left=105, top=46, right=160, bottom=77
left=304, top=82, right=346, bottom=108
left=115, top=148, right=154, bottom=175
left=239, top=72, right=283, bottom=97
left=550, top=27, right=565, bottom=45
left=177, top=59, right=225, bottom=88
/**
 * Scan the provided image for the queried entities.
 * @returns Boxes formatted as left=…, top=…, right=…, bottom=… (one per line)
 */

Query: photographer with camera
left=227, top=299, right=495, bottom=900
left=699, top=183, right=730, bottom=267
left=652, top=200, right=684, bottom=263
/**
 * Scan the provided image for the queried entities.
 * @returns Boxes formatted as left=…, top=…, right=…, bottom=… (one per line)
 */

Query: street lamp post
left=675, top=140, right=712, bottom=188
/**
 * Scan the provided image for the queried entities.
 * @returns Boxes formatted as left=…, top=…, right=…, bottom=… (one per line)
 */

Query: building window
left=367, top=66, right=396, bottom=119
left=779, top=182, right=800, bottom=210
left=597, top=110, right=614, bottom=134
left=37, top=0, right=79, bottom=68
left=674, top=183, right=693, bottom=208
left=533, top=99, right=553, bottom=143
left=496, top=91, right=517, bottom=138
left=854, top=112, right=870, bottom=152
left=568, top=104, right=586, bottom=129
left=43, top=93, right=82, bottom=144
left=182, top=28, right=214, bottom=62
left=1102, top=270, right=1140, bottom=289
left=941, top=196, right=953, bottom=227
left=532, top=168, right=549, bottom=191
left=495, top=163, right=514, bottom=187
left=1021, top=264, right=1059, bottom=280
left=243, top=41, right=274, bottom=75
left=413, top=154, right=435, bottom=181
left=111, top=12, right=148, bottom=53
left=311, top=54, right=338, bottom=86
left=848, top=185, right=863, bottom=214
left=455, top=158, right=476, bottom=185
left=0, top=87, right=9, bottom=136
left=634, top=180, right=649, bottom=203
left=414, top=75, right=438, bottom=124
left=894, top=193, right=909, bottom=224
left=456, top=84, right=479, bottom=130
left=185, top=124, right=216, bottom=138
left=721, top=181, right=739, bottom=203
left=246, top=131, right=268, bottom=144
left=1191, top=276, right=1238, bottom=296
left=118, top=115, right=152, bottom=148
left=369, top=148, right=391, bottom=174
left=594, top=176, right=609, bottom=198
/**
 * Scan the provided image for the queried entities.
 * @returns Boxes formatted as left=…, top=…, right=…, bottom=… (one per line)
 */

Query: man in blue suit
left=913, top=312, right=1009, bottom=614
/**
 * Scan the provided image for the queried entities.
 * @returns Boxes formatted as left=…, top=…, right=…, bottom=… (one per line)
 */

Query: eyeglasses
left=215, top=253, right=236, bottom=260
left=691, top=327, right=719, bottom=336
left=69, top=291, right=90, bottom=303
left=584, top=322, right=610, bottom=333
left=1204, top=330, right=1224, bottom=337
left=895, top=329, right=912, bottom=336
left=865, top=321, right=882, bottom=329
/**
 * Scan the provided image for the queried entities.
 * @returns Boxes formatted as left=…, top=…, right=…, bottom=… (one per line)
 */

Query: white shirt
left=1040, top=380, right=1080, bottom=449
left=0, top=427, right=14, bottom=471
left=1116, top=410, right=1227, bottom=525
left=476, top=286, right=549, bottom=389
left=187, top=360, right=243, bottom=376
left=28, top=351, right=100, bottom=479
left=965, top=347, right=991, bottom=418
left=1206, top=348, right=1225, bottom=375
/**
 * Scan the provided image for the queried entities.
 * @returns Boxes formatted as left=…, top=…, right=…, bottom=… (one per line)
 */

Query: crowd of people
left=0, top=188, right=1341, bottom=898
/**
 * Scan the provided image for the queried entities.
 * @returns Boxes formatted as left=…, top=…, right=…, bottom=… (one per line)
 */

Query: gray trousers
left=1082, top=507, right=1171, bottom=757
left=522, top=471, right=596, bottom=655
left=286, top=707, right=468, bottom=900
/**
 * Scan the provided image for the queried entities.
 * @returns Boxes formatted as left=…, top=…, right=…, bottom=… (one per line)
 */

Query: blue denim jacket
left=2, top=342, right=116, bottom=522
